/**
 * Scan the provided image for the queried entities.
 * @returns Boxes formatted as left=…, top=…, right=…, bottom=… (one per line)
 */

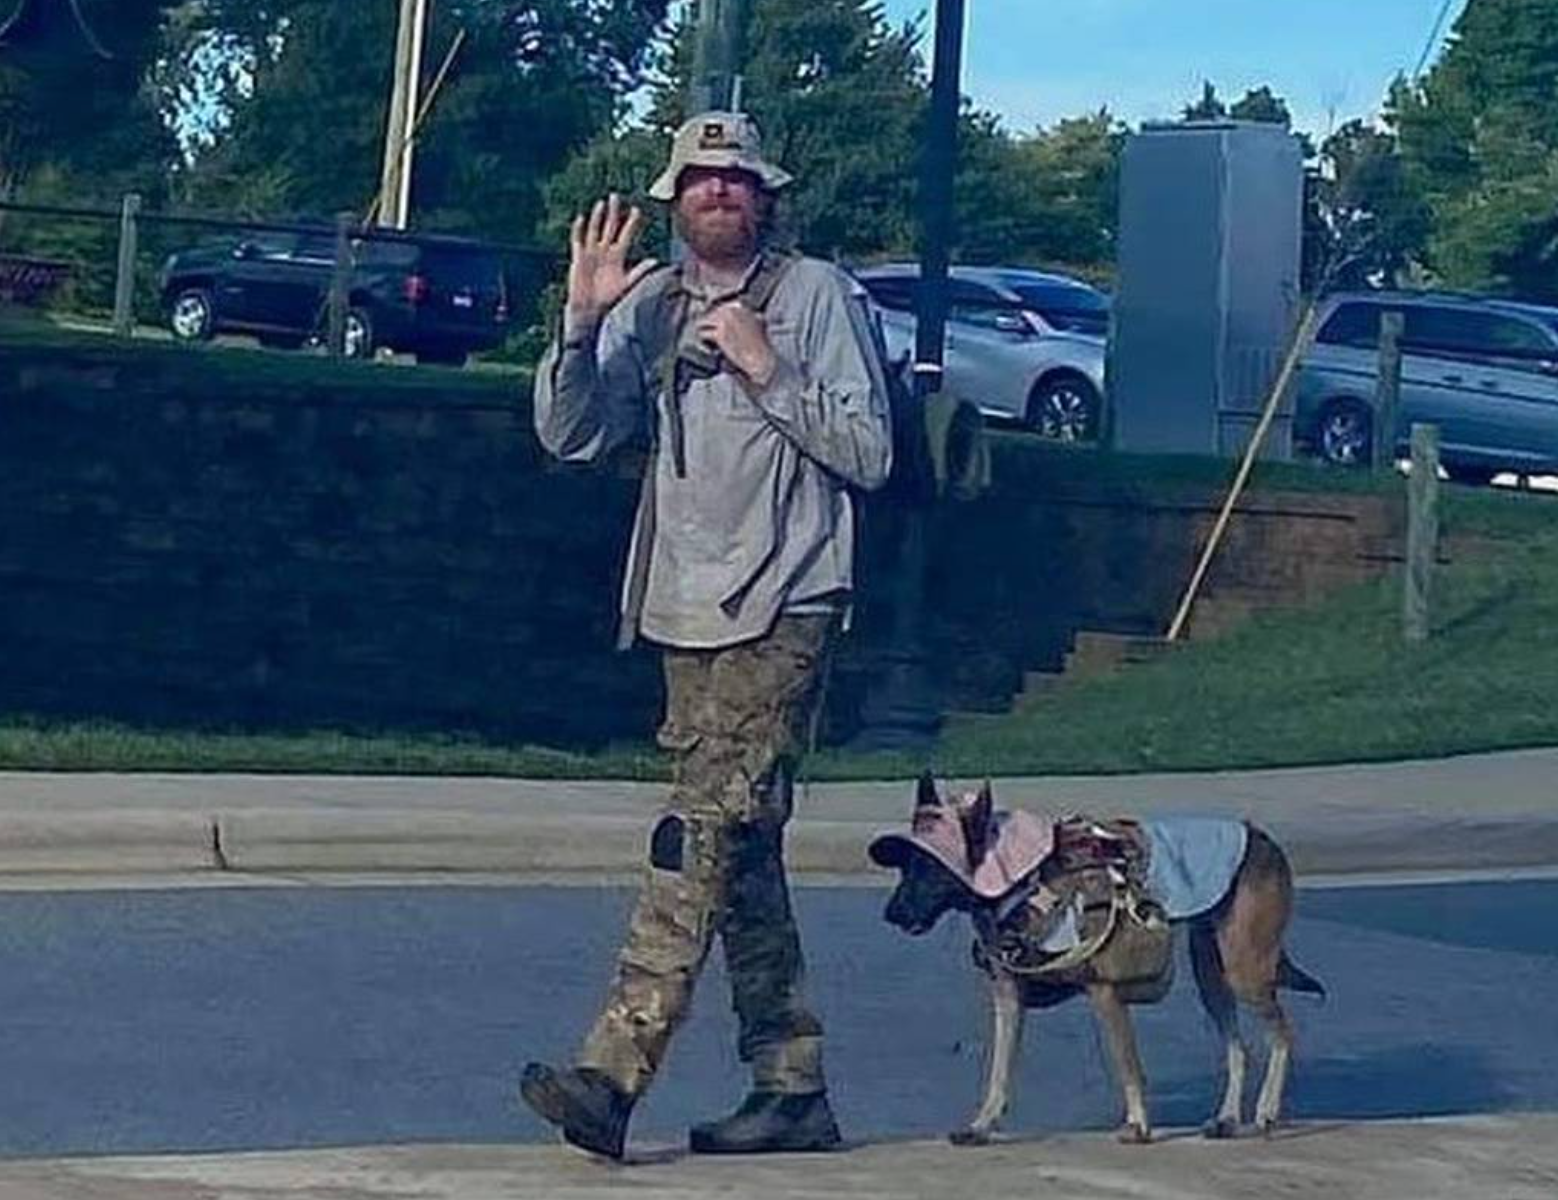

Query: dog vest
left=973, top=818, right=1176, bottom=1007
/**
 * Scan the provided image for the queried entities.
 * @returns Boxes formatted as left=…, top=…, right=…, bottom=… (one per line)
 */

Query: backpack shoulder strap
left=738, top=251, right=799, bottom=315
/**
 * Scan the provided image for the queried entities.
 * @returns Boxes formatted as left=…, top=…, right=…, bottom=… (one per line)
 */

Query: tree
left=552, top=0, right=928, bottom=261
left=703, top=0, right=927, bottom=260
left=173, top=0, right=671, bottom=244
left=1307, top=118, right=1431, bottom=289
left=1228, top=85, right=1290, bottom=127
left=1004, top=110, right=1124, bottom=270
left=0, top=0, right=178, bottom=203
left=1182, top=81, right=1226, bottom=122
left=548, top=0, right=1122, bottom=278
left=1391, top=0, right=1558, bottom=299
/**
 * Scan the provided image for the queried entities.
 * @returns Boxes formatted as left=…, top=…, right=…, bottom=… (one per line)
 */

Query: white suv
left=854, top=264, right=1110, bottom=441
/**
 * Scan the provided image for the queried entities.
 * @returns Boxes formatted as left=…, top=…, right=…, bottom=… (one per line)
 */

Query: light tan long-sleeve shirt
left=534, top=253, right=893, bottom=649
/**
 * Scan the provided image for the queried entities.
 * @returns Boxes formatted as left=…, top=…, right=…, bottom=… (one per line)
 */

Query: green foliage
left=0, top=0, right=176, bottom=193
left=0, top=0, right=182, bottom=311
left=1308, top=118, right=1432, bottom=289
left=544, top=0, right=1124, bottom=279
left=170, top=0, right=670, bottom=243
left=1391, top=0, right=1558, bottom=300
left=541, top=0, right=929, bottom=268
left=0, top=0, right=178, bottom=202
left=1003, top=110, right=1125, bottom=270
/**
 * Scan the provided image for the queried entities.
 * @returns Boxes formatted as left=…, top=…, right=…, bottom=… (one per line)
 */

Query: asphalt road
left=0, top=878, right=1553, bottom=1158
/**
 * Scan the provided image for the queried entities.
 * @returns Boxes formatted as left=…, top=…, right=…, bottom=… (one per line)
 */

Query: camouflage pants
left=578, top=614, right=835, bottom=1098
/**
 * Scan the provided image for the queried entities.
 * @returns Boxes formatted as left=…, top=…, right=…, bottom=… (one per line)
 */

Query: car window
left=358, top=239, right=420, bottom=268
left=418, top=246, right=503, bottom=287
left=1316, top=302, right=1386, bottom=348
left=949, top=280, right=1017, bottom=329
left=229, top=232, right=297, bottom=259
left=1008, top=283, right=1110, bottom=335
left=950, top=302, right=1020, bottom=331
left=292, top=233, right=338, bottom=262
left=1406, top=307, right=1557, bottom=371
left=859, top=276, right=915, bottom=313
left=949, top=280, right=1004, bottom=309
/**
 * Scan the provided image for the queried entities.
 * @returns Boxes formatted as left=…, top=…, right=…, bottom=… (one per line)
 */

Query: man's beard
left=675, top=203, right=761, bottom=264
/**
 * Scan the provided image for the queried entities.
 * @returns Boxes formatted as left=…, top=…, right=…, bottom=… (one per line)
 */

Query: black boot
left=688, top=1090, right=843, bottom=1155
left=519, top=1062, right=634, bottom=1160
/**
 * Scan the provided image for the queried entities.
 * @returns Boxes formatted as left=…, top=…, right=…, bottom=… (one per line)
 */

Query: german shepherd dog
left=873, top=776, right=1324, bottom=1146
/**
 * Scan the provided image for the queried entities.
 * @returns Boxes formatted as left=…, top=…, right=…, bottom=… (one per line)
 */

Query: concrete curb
left=0, top=811, right=215, bottom=874
left=3, top=751, right=1556, bottom=880
left=2, top=806, right=1558, bottom=881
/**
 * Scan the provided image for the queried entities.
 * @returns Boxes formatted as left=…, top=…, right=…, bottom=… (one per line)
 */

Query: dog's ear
left=915, top=771, right=942, bottom=811
left=961, top=782, right=995, bottom=870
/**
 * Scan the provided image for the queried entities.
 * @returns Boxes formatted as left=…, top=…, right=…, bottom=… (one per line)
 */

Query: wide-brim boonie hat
left=648, top=110, right=794, bottom=202
left=869, top=802, right=1055, bottom=901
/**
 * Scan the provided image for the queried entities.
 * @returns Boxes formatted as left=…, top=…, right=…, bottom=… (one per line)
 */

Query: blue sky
left=877, top=0, right=1470, bottom=138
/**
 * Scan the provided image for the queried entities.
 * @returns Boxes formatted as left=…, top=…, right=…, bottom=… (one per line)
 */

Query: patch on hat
left=699, top=120, right=735, bottom=149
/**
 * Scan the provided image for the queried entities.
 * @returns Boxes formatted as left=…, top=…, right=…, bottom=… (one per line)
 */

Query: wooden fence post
left=328, top=212, right=352, bottom=357
left=1404, top=422, right=1440, bottom=643
left=112, top=192, right=142, bottom=338
left=1374, top=311, right=1404, bottom=472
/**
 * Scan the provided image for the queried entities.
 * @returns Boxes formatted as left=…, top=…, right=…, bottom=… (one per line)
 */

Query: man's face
left=674, top=166, right=766, bottom=262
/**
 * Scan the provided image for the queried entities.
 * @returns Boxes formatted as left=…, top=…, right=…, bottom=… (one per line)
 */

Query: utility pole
left=853, top=0, right=966, bottom=751
left=378, top=0, right=429, bottom=229
left=690, top=0, right=749, bottom=112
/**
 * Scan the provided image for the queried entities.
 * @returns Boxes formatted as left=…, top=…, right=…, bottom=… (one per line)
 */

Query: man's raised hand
left=565, top=193, right=658, bottom=331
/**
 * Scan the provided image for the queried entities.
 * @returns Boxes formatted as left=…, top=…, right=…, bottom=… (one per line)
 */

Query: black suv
left=161, top=229, right=511, bottom=366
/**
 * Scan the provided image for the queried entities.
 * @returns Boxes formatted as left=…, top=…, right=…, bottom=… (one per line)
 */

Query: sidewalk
left=1, top=1114, right=1554, bottom=1199
left=0, top=747, right=1556, bottom=880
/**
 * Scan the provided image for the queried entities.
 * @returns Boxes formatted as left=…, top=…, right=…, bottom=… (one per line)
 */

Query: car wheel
left=168, top=287, right=215, bottom=343
left=416, top=347, right=469, bottom=368
left=1027, top=373, right=1100, bottom=442
left=1443, top=463, right=1496, bottom=487
left=1317, top=399, right=1372, bottom=467
left=342, top=307, right=376, bottom=359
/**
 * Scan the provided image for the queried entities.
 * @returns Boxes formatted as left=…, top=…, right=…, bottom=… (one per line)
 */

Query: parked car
left=1296, top=290, right=1558, bottom=483
left=853, top=264, right=1110, bottom=440
left=160, top=230, right=511, bottom=366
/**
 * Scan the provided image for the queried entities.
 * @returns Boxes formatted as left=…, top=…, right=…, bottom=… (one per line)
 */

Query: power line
left=1412, top=0, right=1459, bottom=81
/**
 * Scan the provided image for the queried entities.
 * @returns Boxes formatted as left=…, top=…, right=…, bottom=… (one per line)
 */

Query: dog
left=870, top=775, right=1324, bottom=1146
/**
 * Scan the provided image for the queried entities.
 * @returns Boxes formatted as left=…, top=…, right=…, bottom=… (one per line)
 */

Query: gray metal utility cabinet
left=1108, top=120, right=1304, bottom=459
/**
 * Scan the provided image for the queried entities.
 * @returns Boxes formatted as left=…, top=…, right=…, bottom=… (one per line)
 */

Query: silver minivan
left=1295, top=291, right=1558, bottom=483
left=854, top=264, right=1110, bottom=440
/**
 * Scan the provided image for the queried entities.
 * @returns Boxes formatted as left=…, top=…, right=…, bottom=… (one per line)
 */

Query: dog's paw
left=1202, top=1118, right=1239, bottom=1140
left=1255, top=1117, right=1279, bottom=1139
left=1116, top=1122, right=1153, bottom=1146
left=949, top=1126, right=994, bottom=1148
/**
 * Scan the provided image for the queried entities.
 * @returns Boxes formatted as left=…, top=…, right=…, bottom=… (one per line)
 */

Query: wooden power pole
left=690, top=0, right=749, bottom=112
left=378, top=0, right=429, bottom=229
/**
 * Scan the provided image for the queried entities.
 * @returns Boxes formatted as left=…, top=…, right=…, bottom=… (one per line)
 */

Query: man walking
left=521, top=111, right=893, bottom=1159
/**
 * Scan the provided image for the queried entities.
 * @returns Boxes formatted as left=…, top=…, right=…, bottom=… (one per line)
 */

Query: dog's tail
left=1278, top=952, right=1326, bottom=999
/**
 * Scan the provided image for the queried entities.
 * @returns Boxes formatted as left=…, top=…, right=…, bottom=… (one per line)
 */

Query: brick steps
left=1006, top=589, right=1275, bottom=710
